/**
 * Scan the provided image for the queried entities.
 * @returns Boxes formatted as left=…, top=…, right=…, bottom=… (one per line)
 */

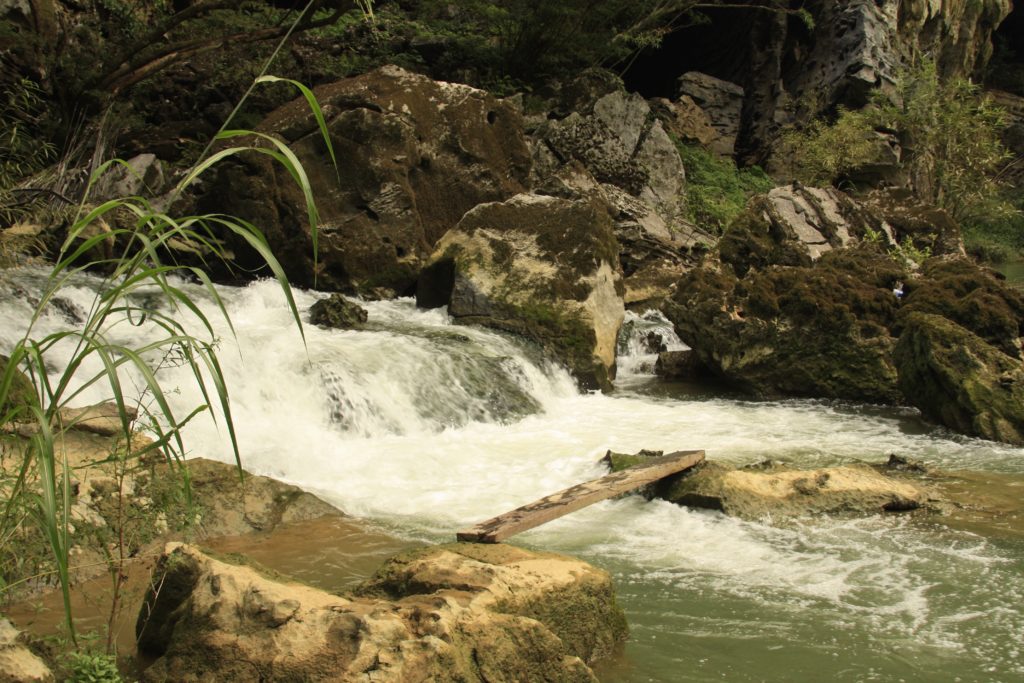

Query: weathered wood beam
left=457, top=450, right=705, bottom=543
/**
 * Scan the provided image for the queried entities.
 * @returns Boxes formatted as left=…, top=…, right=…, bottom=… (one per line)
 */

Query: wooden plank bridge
left=457, top=450, right=705, bottom=543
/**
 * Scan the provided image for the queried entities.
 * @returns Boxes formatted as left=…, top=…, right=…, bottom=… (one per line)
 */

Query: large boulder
left=531, top=81, right=704, bottom=307
left=667, top=246, right=906, bottom=403
left=202, top=65, right=532, bottom=294
left=602, top=453, right=927, bottom=520
left=418, top=193, right=625, bottom=391
left=897, top=258, right=1024, bottom=358
left=718, top=184, right=895, bottom=277
left=894, top=312, right=1024, bottom=445
left=136, top=543, right=626, bottom=682
left=676, top=72, right=744, bottom=157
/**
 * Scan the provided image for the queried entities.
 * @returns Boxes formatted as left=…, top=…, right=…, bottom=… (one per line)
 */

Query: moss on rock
left=894, top=312, right=1024, bottom=445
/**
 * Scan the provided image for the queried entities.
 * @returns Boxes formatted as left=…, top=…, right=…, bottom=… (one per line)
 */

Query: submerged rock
left=309, top=293, right=368, bottom=329
left=418, top=193, right=625, bottom=391
left=136, top=542, right=626, bottom=682
left=894, top=312, right=1024, bottom=446
left=655, top=349, right=702, bottom=381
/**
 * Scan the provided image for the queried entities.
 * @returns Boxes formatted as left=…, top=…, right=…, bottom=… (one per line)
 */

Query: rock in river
left=136, top=542, right=626, bottom=682
left=418, top=193, right=625, bottom=391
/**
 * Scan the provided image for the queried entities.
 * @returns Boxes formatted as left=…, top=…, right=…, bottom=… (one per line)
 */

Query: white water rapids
left=2, top=268, right=1023, bottom=682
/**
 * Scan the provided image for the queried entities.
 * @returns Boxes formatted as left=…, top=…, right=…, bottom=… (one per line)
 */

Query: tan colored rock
left=418, top=193, right=625, bottom=391
left=651, top=96, right=717, bottom=148
left=0, top=618, right=53, bottom=683
left=657, top=461, right=927, bottom=520
left=57, top=402, right=139, bottom=437
left=137, top=543, right=626, bottom=682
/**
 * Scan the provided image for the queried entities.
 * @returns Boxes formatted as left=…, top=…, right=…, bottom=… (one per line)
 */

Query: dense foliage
left=781, top=61, right=1013, bottom=221
left=676, top=141, right=774, bottom=234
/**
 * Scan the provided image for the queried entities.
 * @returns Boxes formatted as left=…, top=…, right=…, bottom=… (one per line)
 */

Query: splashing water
left=2, top=267, right=1022, bottom=682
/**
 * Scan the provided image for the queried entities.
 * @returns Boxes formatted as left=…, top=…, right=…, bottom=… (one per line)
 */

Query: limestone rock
left=532, top=90, right=707, bottom=309
left=136, top=543, right=626, bottom=682
left=0, top=618, right=52, bottom=683
left=309, top=293, right=368, bottom=329
left=719, top=184, right=895, bottom=276
left=651, top=96, right=717, bottom=148
left=418, top=193, right=625, bottom=391
left=91, top=153, right=167, bottom=200
left=656, top=461, right=927, bottom=520
left=180, top=458, right=343, bottom=537
left=203, top=65, right=531, bottom=295
left=604, top=457, right=926, bottom=521
left=676, top=72, right=744, bottom=156
left=57, top=402, right=139, bottom=437
left=894, top=312, right=1024, bottom=445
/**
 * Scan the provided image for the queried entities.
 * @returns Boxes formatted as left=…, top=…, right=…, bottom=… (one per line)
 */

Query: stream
left=2, top=268, right=1023, bottom=682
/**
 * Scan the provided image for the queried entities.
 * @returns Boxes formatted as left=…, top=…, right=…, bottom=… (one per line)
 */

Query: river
left=2, top=268, right=1022, bottom=682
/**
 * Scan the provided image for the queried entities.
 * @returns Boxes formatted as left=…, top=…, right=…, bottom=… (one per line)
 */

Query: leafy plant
left=780, top=60, right=1014, bottom=222
left=63, top=650, right=122, bottom=683
left=0, top=4, right=340, bottom=647
left=676, top=141, right=775, bottom=233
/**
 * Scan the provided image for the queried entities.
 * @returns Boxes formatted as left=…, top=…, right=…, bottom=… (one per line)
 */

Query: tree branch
left=96, top=1, right=351, bottom=96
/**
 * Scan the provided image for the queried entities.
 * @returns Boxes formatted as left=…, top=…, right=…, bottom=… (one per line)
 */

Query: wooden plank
left=457, top=450, right=705, bottom=543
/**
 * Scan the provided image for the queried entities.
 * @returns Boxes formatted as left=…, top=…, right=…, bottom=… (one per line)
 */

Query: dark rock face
left=201, top=66, right=531, bottom=295
left=895, top=312, right=1024, bottom=445
left=706, top=0, right=1014, bottom=161
left=309, top=294, right=368, bottom=330
left=418, top=193, right=624, bottom=391
left=655, top=349, right=701, bottom=381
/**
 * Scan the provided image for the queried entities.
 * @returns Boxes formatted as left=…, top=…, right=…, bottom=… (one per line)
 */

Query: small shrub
left=676, top=142, right=775, bottom=234
left=63, top=650, right=122, bottom=683
left=780, top=60, right=1013, bottom=221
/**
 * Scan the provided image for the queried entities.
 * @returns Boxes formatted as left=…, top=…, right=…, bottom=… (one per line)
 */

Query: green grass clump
left=676, top=142, right=775, bottom=234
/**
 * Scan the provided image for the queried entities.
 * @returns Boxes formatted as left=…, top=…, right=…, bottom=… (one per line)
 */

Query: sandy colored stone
left=0, top=618, right=52, bottom=683
left=662, top=462, right=927, bottom=520
left=137, top=542, right=626, bottom=682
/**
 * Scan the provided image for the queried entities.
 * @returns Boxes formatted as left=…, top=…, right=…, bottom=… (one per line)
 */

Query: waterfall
left=3, top=265, right=1023, bottom=682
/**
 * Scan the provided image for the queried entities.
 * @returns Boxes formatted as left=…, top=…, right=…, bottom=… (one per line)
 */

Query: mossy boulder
left=137, top=542, right=626, bottom=682
left=417, top=193, right=625, bottom=391
left=666, top=246, right=905, bottom=402
left=897, top=258, right=1024, bottom=358
left=894, top=312, right=1024, bottom=445
left=719, top=185, right=893, bottom=278
left=201, top=65, right=531, bottom=295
